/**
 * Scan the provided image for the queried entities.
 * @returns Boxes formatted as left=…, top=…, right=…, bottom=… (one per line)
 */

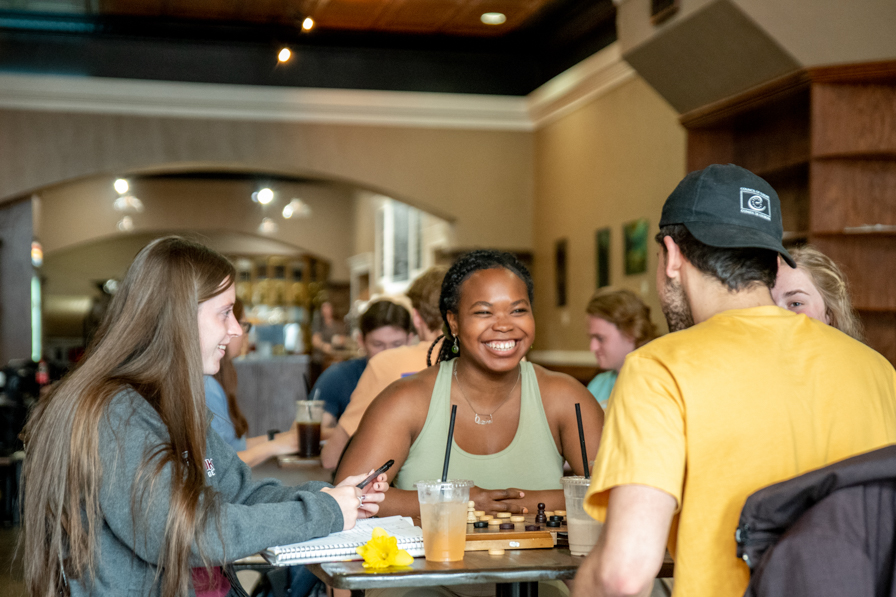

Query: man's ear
left=662, top=236, right=685, bottom=280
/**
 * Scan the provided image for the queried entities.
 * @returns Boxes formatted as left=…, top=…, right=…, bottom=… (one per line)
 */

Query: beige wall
left=0, top=110, right=532, bottom=252
left=353, top=190, right=378, bottom=256
left=532, top=76, right=686, bottom=353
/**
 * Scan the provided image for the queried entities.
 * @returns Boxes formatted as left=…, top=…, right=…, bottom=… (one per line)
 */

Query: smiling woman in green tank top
left=336, top=250, right=604, bottom=517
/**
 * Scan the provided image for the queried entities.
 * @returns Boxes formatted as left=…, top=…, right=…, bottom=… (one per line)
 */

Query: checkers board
left=465, top=514, right=566, bottom=552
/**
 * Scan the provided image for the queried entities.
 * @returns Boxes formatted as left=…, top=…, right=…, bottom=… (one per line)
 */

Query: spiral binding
left=263, top=516, right=425, bottom=565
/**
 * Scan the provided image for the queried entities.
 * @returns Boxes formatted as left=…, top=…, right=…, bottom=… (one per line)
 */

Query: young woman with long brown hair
left=21, top=237, right=387, bottom=597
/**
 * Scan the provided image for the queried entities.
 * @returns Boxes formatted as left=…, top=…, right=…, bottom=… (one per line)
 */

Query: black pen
left=357, top=459, right=394, bottom=488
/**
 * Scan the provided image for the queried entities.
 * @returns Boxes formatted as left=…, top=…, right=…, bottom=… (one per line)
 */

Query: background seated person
left=321, top=266, right=447, bottom=470
left=313, top=300, right=414, bottom=440
left=584, top=288, right=658, bottom=410
left=771, top=244, right=864, bottom=341
left=205, top=298, right=299, bottom=467
left=310, top=300, right=346, bottom=383
left=336, top=250, right=604, bottom=519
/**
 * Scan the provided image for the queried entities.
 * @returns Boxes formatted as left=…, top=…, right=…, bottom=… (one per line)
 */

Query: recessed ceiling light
left=283, top=198, right=312, bottom=219
left=253, top=187, right=274, bottom=205
left=113, top=178, right=129, bottom=194
left=278, top=47, right=292, bottom=63
left=302, top=17, right=314, bottom=31
left=481, top=12, right=506, bottom=25
left=113, top=194, right=145, bottom=213
left=259, top=217, right=279, bottom=234
left=117, top=216, right=134, bottom=232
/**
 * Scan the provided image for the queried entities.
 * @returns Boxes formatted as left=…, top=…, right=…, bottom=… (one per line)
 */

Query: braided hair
left=429, top=249, right=534, bottom=366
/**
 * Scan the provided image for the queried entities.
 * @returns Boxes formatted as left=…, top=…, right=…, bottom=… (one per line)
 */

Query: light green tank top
left=393, top=360, right=564, bottom=491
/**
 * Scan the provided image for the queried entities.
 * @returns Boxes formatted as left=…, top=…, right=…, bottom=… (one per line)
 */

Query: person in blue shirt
left=315, top=299, right=414, bottom=437
left=204, top=298, right=299, bottom=466
left=585, top=288, right=658, bottom=409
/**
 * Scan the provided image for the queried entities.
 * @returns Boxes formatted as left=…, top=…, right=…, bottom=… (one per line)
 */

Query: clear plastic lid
left=559, top=475, right=592, bottom=487
left=414, top=479, right=474, bottom=489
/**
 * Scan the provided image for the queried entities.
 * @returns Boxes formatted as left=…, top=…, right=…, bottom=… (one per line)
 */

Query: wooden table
left=277, top=454, right=323, bottom=468
left=307, top=548, right=674, bottom=597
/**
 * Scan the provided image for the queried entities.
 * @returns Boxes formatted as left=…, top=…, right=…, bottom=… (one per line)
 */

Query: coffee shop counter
left=233, top=354, right=309, bottom=440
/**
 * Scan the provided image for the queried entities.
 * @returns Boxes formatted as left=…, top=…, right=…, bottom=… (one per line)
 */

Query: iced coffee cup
left=415, top=479, right=473, bottom=562
left=295, top=399, right=324, bottom=458
left=561, top=476, right=603, bottom=556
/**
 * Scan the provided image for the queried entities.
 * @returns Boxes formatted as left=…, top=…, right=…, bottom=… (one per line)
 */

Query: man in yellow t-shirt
left=573, top=164, right=896, bottom=597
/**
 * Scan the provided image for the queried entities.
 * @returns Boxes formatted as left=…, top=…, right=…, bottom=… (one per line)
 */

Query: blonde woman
left=772, top=245, right=864, bottom=341
left=22, top=237, right=387, bottom=597
left=585, top=288, right=658, bottom=409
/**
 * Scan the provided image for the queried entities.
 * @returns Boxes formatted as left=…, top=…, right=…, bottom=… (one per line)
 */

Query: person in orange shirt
left=321, top=266, right=448, bottom=470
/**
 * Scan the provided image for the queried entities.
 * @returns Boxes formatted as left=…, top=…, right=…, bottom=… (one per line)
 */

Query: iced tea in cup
left=415, top=479, right=473, bottom=562
left=295, top=400, right=324, bottom=457
left=561, top=476, right=603, bottom=556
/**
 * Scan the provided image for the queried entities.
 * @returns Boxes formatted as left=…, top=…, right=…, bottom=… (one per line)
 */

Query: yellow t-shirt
left=585, top=306, right=896, bottom=597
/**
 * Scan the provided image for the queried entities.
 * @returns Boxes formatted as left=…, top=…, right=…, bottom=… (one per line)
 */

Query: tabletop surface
left=308, top=549, right=674, bottom=589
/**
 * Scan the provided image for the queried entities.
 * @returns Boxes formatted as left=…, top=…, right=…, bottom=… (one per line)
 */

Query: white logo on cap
left=740, top=188, right=771, bottom=221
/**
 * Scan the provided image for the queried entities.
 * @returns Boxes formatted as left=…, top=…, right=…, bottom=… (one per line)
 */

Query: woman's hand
left=268, top=424, right=298, bottom=456
left=320, top=470, right=389, bottom=530
left=471, top=487, right=527, bottom=515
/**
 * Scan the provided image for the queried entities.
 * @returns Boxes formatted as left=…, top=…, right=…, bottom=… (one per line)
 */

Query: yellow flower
left=356, top=527, right=415, bottom=569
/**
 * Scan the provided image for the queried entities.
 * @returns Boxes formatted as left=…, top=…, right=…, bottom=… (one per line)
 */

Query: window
left=375, top=197, right=440, bottom=294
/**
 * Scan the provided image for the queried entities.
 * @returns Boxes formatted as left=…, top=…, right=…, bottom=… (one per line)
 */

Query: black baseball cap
left=659, top=164, right=795, bottom=268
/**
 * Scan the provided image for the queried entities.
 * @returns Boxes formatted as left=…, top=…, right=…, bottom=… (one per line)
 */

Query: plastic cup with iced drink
left=295, top=399, right=324, bottom=458
left=415, top=479, right=473, bottom=562
left=561, top=476, right=603, bottom=556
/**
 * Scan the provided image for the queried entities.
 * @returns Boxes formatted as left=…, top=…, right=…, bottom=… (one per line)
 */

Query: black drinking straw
left=441, top=405, right=458, bottom=482
left=575, top=403, right=590, bottom=478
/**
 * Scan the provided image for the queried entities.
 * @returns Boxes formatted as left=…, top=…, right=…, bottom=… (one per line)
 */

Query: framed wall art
left=623, top=218, right=649, bottom=275
left=555, top=239, right=568, bottom=307
left=595, top=227, right=610, bottom=288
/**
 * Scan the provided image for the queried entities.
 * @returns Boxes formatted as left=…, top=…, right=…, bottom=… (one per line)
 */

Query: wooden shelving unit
left=681, top=61, right=896, bottom=365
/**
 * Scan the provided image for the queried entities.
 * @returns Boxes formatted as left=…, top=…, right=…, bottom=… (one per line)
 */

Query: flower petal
left=392, top=549, right=414, bottom=567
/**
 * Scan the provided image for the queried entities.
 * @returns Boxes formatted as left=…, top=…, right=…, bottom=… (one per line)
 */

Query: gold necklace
left=453, top=364, right=521, bottom=425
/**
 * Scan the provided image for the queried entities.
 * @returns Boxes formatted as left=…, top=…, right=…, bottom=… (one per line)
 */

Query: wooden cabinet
left=681, top=61, right=896, bottom=365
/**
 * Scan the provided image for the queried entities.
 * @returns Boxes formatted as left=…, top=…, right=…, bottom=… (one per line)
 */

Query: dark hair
left=433, top=250, right=534, bottom=365
left=358, top=300, right=412, bottom=337
left=656, top=224, right=777, bottom=291
left=406, top=266, right=448, bottom=334
left=214, top=298, right=249, bottom=439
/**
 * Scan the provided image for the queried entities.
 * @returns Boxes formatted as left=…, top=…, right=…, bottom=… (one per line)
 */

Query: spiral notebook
left=262, top=516, right=425, bottom=566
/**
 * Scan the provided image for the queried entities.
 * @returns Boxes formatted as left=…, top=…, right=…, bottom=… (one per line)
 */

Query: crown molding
left=0, top=44, right=633, bottom=131
left=0, top=74, right=533, bottom=130
left=527, top=43, right=637, bottom=128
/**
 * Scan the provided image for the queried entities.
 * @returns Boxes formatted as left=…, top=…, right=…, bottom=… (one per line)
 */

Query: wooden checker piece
left=465, top=514, right=566, bottom=552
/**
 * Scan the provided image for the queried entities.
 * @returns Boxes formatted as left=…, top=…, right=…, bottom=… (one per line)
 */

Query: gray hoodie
left=68, top=388, right=343, bottom=596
